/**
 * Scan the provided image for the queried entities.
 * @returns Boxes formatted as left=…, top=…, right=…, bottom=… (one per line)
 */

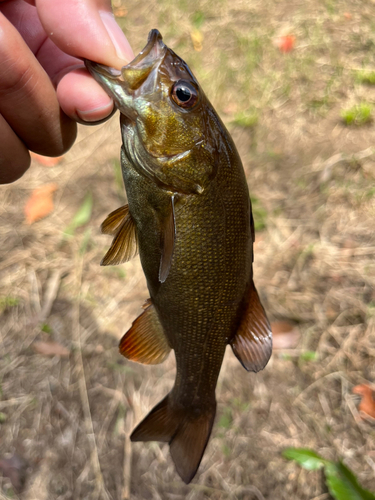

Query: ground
left=1, top=0, right=375, bottom=498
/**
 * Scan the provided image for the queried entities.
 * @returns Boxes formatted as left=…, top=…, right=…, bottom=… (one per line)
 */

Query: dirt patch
left=1, top=0, right=375, bottom=498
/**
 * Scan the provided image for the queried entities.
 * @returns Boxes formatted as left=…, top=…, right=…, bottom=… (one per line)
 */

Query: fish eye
left=171, top=80, right=199, bottom=109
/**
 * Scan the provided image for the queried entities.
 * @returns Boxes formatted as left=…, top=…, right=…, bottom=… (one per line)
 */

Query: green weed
left=251, top=197, right=267, bottom=231
left=341, top=103, right=372, bottom=126
left=232, top=110, right=259, bottom=128
left=64, top=193, right=93, bottom=237
left=355, top=70, right=375, bottom=85
left=0, top=296, right=19, bottom=313
left=41, top=323, right=52, bottom=334
left=218, top=408, right=232, bottom=429
left=284, top=448, right=375, bottom=500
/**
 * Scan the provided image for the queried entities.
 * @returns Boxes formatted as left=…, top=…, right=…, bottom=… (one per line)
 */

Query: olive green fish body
left=85, top=29, right=272, bottom=484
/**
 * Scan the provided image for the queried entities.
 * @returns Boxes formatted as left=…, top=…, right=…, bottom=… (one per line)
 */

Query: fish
left=85, top=29, right=272, bottom=484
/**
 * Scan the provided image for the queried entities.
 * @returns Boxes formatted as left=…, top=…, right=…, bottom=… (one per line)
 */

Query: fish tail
left=131, top=394, right=216, bottom=483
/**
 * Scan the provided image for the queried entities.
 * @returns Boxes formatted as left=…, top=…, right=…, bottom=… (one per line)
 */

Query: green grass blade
left=283, top=448, right=325, bottom=470
left=325, top=461, right=375, bottom=500
left=64, top=193, right=93, bottom=236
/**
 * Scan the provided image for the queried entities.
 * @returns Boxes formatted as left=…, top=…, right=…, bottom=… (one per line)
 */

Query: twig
left=122, top=411, right=133, bottom=500
left=38, top=269, right=65, bottom=323
left=72, top=257, right=110, bottom=500
left=320, top=147, right=375, bottom=183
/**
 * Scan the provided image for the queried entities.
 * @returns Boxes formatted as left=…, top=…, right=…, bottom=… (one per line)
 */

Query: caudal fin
left=131, top=395, right=216, bottom=483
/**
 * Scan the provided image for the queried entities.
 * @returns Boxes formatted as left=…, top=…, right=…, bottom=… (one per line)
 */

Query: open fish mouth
left=84, top=29, right=167, bottom=121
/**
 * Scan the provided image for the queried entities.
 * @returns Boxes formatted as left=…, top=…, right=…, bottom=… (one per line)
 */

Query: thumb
left=35, top=0, right=134, bottom=69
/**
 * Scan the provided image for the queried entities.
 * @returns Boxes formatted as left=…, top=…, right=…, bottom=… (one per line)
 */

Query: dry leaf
left=275, top=35, right=296, bottom=53
left=190, top=29, right=203, bottom=52
left=114, top=7, right=127, bottom=17
left=0, top=454, right=28, bottom=492
left=30, top=152, right=63, bottom=167
left=24, top=183, right=57, bottom=224
left=343, top=12, right=352, bottom=20
left=33, top=340, right=70, bottom=357
left=271, top=320, right=300, bottom=349
left=352, top=384, right=375, bottom=419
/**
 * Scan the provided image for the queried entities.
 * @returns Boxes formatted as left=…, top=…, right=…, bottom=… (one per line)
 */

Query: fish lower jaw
left=120, top=114, right=136, bottom=129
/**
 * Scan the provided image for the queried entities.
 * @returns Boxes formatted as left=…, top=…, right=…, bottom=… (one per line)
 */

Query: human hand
left=0, top=0, right=134, bottom=184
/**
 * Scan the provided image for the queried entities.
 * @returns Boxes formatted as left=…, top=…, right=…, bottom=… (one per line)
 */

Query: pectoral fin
left=230, top=282, right=272, bottom=372
left=159, top=195, right=176, bottom=283
left=119, top=299, right=171, bottom=364
left=100, top=204, right=138, bottom=266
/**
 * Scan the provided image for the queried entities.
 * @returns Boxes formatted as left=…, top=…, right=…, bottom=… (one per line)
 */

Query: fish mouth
left=84, top=29, right=167, bottom=121
left=129, top=29, right=166, bottom=71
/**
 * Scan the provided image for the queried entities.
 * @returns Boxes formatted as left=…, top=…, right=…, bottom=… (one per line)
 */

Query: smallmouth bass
left=85, top=29, right=272, bottom=484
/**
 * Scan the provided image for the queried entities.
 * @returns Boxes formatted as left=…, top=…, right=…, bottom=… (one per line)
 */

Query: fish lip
left=128, top=29, right=166, bottom=68
left=84, top=60, right=122, bottom=79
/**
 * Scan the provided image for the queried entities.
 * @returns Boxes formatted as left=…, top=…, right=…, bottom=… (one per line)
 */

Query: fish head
left=85, top=29, right=225, bottom=194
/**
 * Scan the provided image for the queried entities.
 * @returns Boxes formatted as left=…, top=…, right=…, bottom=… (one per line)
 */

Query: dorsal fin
left=100, top=205, right=138, bottom=266
left=230, top=281, right=272, bottom=372
left=159, top=195, right=176, bottom=283
left=119, top=299, right=171, bottom=364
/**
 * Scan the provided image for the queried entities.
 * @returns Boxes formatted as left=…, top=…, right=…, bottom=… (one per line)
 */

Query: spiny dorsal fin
left=119, top=299, right=171, bottom=365
left=100, top=205, right=138, bottom=266
left=159, top=195, right=176, bottom=283
left=230, top=281, right=272, bottom=372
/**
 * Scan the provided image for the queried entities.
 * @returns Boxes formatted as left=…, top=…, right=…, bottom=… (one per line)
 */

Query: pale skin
left=0, top=0, right=134, bottom=184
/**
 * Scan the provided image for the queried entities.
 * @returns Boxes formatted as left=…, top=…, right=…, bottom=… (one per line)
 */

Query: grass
left=341, top=103, right=372, bottom=126
left=1, top=0, right=375, bottom=498
left=355, top=70, right=375, bottom=85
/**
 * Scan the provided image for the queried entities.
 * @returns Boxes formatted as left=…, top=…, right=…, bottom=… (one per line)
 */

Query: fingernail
left=99, top=11, right=134, bottom=63
left=76, top=100, right=114, bottom=123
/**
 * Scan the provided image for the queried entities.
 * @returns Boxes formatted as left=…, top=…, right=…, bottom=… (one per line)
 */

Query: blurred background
left=1, top=0, right=375, bottom=498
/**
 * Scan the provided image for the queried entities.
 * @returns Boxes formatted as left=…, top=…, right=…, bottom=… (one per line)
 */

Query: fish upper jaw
left=84, top=30, right=167, bottom=123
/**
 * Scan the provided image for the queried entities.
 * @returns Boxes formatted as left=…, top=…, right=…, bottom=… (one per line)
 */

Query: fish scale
left=85, top=28, right=272, bottom=484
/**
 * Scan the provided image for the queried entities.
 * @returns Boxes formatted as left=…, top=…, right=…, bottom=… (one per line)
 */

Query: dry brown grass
left=1, top=0, right=375, bottom=498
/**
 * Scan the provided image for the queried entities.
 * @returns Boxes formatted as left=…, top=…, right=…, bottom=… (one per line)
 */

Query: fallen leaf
left=114, top=7, right=127, bottom=16
left=0, top=454, right=28, bottom=492
left=276, top=35, right=296, bottom=53
left=30, top=152, right=63, bottom=167
left=190, top=29, right=203, bottom=52
left=24, top=183, right=57, bottom=224
left=352, top=384, right=375, bottom=419
left=33, top=340, right=70, bottom=357
left=271, top=320, right=300, bottom=349
left=343, top=12, right=352, bottom=20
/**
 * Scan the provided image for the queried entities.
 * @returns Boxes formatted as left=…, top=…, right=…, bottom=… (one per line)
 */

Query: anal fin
left=100, top=204, right=138, bottom=266
left=159, top=195, right=176, bottom=283
left=230, top=281, right=272, bottom=372
left=119, top=299, right=171, bottom=364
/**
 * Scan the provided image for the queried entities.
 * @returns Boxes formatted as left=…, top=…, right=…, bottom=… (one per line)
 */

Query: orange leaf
left=114, top=7, right=127, bottom=17
left=353, top=384, right=375, bottom=419
left=276, top=35, right=296, bottom=53
left=30, top=152, right=63, bottom=167
left=24, top=183, right=57, bottom=224
left=32, top=341, right=70, bottom=357
left=271, top=320, right=300, bottom=349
